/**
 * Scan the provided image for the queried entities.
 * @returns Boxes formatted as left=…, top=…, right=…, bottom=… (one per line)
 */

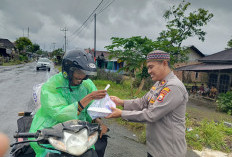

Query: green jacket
left=29, top=72, right=97, bottom=156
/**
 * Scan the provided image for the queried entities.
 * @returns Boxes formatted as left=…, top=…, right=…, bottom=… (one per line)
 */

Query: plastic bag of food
left=87, top=84, right=116, bottom=119
left=32, top=83, right=43, bottom=107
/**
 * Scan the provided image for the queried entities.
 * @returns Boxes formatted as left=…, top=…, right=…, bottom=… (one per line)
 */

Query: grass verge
left=2, top=60, right=24, bottom=66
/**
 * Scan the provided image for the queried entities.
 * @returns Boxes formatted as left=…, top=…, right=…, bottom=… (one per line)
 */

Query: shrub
left=217, top=91, right=232, bottom=115
left=19, top=55, right=28, bottom=62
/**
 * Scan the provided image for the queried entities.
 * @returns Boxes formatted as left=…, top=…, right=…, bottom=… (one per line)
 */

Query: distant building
left=0, top=38, right=16, bottom=58
left=85, top=49, right=124, bottom=72
left=176, top=48, right=232, bottom=93
left=174, top=45, right=206, bottom=83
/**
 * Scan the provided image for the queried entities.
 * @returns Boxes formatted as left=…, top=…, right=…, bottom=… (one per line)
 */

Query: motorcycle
left=10, top=83, right=109, bottom=157
left=10, top=112, right=100, bottom=157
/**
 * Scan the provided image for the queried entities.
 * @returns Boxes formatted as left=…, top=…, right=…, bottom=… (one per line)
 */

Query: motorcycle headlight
left=48, top=128, right=98, bottom=156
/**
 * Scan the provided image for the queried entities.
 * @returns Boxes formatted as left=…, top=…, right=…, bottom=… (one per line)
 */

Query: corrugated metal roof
left=189, top=45, right=205, bottom=57
left=175, top=63, right=232, bottom=71
left=199, top=48, right=232, bottom=63
left=0, top=38, right=14, bottom=49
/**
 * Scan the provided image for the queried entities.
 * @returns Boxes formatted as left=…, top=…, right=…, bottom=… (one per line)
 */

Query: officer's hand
left=90, top=90, right=107, bottom=100
left=105, top=107, right=122, bottom=118
left=110, top=96, right=124, bottom=106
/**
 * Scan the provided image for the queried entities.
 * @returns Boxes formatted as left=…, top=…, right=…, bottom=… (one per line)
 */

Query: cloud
left=0, top=0, right=231, bottom=54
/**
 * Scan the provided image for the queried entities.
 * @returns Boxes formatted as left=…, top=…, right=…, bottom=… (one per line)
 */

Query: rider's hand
left=89, top=90, right=107, bottom=100
left=93, top=118, right=108, bottom=138
left=79, top=90, right=107, bottom=109
left=100, top=124, right=108, bottom=138
left=110, top=96, right=124, bottom=106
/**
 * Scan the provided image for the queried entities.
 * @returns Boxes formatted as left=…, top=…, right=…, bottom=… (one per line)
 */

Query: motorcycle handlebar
left=14, top=132, right=38, bottom=138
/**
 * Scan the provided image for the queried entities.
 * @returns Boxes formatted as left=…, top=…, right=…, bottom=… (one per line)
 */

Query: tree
left=31, top=43, right=40, bottom=53
left=15, top=37, right=32, bottom=53
left=36, top=50, right=43, bottom=55
left=226, top=38, right=232, bottom=49
left=52, top=48, right=63, bottom=57
left=157, top=0, right=213, bottom=64
left=106, top=1, right=214, bottom=95
left=105, top=36, right=156, bottom=96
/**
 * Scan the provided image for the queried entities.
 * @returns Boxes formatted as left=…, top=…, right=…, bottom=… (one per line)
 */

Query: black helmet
left=62, top=49, right=97, bottom=81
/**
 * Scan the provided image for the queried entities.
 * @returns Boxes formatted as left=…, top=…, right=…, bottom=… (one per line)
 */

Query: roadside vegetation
left=2, top=60, right=22, bottom=66
left=217, top=91, right=232, bottom=115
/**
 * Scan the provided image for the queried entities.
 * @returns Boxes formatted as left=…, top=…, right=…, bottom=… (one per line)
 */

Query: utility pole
left=52, top=42, right=56, bottom=51
left=60, top=27, right=68, bottom=53
left=94, top=13, right=96, bottom=60
left=23, top=28, right=24, bottom=37
left=28, top=27, right=30, bottom=38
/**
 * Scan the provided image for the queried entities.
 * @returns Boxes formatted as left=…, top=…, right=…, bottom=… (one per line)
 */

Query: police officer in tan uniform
left=106, top=50, right=188, bottom=157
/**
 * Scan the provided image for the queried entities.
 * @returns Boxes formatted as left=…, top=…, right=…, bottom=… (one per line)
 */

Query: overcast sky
left=0, top=0, right=231, bottom=55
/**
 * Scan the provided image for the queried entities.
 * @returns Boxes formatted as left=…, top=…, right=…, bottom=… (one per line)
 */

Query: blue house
left=85, top=49, right=124, bottom=73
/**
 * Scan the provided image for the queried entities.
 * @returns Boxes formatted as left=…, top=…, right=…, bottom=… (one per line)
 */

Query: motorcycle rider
left=29, top=49, right=107, bottom=156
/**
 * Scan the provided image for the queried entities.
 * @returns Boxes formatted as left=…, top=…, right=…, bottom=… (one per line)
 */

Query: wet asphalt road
left=0, top=62, right=57, bottom=156
left=0, top=62, right=200, bottom=157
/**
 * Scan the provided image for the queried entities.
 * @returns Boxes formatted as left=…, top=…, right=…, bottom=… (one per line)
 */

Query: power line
left=69, top=16, right=95, bottom=41
left=71, top=0, right=116, bottom=39
left=94, top=0, right=111, bottom=14
left=68, top=0, right=116, bottom=48
left=69, top=0, right=104, bottom=38
left=73, top=0, right=115, bottom=36
left=97, top=0, right=116, bottom=15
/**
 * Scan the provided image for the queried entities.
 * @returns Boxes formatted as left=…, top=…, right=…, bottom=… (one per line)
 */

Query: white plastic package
left=31, top=83, right=43, bottom=115
left=87, top=84, right=116, bottom=119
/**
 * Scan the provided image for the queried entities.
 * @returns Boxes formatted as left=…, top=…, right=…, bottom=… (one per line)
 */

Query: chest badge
left=151, top=86, right=156, bottom=90
left=157, top=87, right=171, bottom=102
left=159, top=80, right=166, bottom=86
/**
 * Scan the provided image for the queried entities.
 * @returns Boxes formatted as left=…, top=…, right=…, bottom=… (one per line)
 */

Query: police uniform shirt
left=121, top=71, right=188, bottom=157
